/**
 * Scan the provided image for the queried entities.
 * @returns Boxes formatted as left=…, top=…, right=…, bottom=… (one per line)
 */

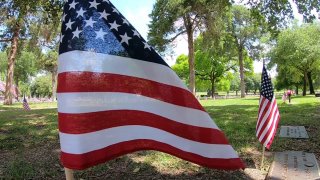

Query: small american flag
left=23, top=97, right=31, bottom=111
left=57, top=0, right=244, bottom=170
left=256, top=66, right=280, bottom=149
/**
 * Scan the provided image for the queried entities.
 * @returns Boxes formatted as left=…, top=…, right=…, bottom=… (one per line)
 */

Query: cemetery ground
left=0, top=96, right=319, bottom=179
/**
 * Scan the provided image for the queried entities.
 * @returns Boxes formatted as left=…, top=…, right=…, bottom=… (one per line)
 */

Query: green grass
left=0, top=96, right=319, bottom=179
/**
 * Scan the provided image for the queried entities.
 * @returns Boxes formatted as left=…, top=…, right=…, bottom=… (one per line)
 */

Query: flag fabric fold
left=58, top=0, right=244, bottom=170
left=256, top=66, right=280, bottom=149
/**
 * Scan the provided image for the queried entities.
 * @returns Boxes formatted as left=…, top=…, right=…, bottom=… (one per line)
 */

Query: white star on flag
left=133, top=30, right=141, bottom=38
left=112, top=7, right=120, bottom=14
left=65, top=19, right=74, bottom=30
left=120, top=33, right=131, bottom=45
left=143, top=41, right=151, bottom=50
left=95, top=28, right=107, bottom=40
left=89, top=0, right=100, bottom=9
left=60, top=34, right=64, bottom=43
left=109, top=21, right=121, bottom=31
left=85, top=17, right=95, bottom=28
left=62, top=14, right=67, bottom=22
left=122, top=18, right=130, bottom=25
left=99, top=10, right=110, bottom=20
left=72, top=27, right=82, bottom=39
left=76, top=8, right=86, bottom=18
left=69, top=0, right=78, bottom=10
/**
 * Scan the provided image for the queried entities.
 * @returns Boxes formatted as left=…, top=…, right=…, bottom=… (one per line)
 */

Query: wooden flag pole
left=260, top=145, right=265, bottom=170
left=64, top=168, right=75, bottom=180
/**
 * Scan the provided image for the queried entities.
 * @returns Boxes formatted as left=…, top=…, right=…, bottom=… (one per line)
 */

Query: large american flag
left=256, top=66, right=280, bottom=149
left=57, top=0, right=244, bottom=170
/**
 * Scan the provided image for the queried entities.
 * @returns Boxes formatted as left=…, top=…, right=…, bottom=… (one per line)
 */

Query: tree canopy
left=148, top=0, right=231, bottom=94
left=269, top=23, right=320, bottom=95
left=0, top=0, right=63, bottom=104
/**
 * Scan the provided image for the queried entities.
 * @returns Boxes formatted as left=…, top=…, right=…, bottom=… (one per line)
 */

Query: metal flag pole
left=260, top=145, right=265, bottom=170
left=64, top=168, right=75, bottom=180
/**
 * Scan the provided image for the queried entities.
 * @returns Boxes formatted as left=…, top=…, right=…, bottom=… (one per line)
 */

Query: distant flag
left=256, top=66, right=280, bottom=149
left=23, top=96, right=31, bottom=111
left=57, top=0, right=244, bottom=170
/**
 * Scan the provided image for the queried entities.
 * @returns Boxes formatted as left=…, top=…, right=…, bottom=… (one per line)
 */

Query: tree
left=148, top=0, right=231, bottom=94
left=194, top=35, right=237, bottom=97
left=0, top=0, right=63, bottom=105
left=245, top=73, right=261, bottom=94
left=0, top=51, right=7, bottom=81
left=230, top=73, right=240, bottom=96
left=249, top=1, right=320, bottom=36
left=14, top=50, right=37, bottom=86
left=30, top=74, right=52, bottom=98
left=270, top=23, right=320, bottom=96
left=39, top=51, right=58, bottom=100
left=171, top=54, right=189, bottom=85
left=228, top=5, right=264, bottom=98
left=274, top=65, right=303, bottom=94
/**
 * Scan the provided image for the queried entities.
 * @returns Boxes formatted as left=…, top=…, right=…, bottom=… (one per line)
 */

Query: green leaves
left=270, top=23, right=320, bottom=92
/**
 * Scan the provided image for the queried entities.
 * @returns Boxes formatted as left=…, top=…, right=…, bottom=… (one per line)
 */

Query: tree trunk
left=4, top=23, right=20, bottom=105
left=184, top=15, right=196, bottom=95
left=51, top=69, right=57, bottom=101
left=307, top=71, right=314, bottom=94
left=238, top=48, right=245, bottom=98
left=303, top=71, right=307, bottom=96
left=211, top=79, right=215, bottom=98
left=295, top=85, right=299, bottom=95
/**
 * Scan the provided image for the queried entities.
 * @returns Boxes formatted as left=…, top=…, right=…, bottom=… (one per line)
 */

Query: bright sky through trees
left=112, top=0, right=316, bottom=75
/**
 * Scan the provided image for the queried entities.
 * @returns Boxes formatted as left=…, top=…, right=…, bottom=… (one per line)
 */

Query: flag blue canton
left=59, top=0, right=168, bottom=67
left=260, top=66, right=274, bottom=101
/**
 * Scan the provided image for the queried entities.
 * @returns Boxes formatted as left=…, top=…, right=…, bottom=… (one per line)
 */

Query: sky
left=110, top=0, right=318, bottom=75
left=110, top=0, right=188, bottom=66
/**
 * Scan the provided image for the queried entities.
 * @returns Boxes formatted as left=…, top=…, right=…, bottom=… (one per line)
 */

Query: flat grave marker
left=267, top=151, right=320, bottom=180
left=279, top=126, right=309, bottom=138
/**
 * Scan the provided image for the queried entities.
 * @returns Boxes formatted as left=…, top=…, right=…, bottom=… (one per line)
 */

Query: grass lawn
left=0, top=96, right=319, bottom=179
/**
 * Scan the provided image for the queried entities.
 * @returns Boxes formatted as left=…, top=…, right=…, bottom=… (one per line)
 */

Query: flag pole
left=260, top=145, right=265, bottom=170
left=64, top=168, right=75, bottom=180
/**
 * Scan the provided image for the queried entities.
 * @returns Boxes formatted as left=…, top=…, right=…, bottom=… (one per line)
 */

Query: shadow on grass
left=72, top=151, right=253, bottom=180
left=203, top=99, right=320, bottom=168
left=0, top=108, right=58, bottom=151
left=1, top=97, right=319, bottom=179
left=2, top=148, right=254, bottom=180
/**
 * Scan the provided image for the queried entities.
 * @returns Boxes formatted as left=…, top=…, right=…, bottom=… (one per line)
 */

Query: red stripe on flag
left=265, top=115, right=280, bottom=149
left=256, top=100, right=277, bottom=139
left=61, top=139, right=245, bottom=170
left=59, top=110, right=228, bottom=144
left=256, top=98, right=269, bottom=130
left=256, top=98, right=264, bottom=127
left=261, top=108, right=277, bottom=144
left=57, top=72, right=204, bottom=111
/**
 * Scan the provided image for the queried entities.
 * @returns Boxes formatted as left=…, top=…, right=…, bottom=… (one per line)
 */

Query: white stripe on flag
left=57, top=92, right=218, bottom=129
left=258, top=100, right=278, bottom=141
left=59, top=125, right=238, bottom=158
left=256, top=98, right=274, bottom=136
left=256, top=98, right=268, bottom=129
left=58, top=50, right=188, bottom=90
left=263, top=110, right=279, bottom=147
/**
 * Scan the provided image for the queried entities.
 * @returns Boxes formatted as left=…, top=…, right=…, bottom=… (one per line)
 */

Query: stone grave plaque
left=267, top=151, right=320, bottom=180
left=279, top=126, right=309, bottom=138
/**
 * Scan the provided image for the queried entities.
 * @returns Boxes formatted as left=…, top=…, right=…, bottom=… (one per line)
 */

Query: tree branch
left=167, top=30, right=187, bottom=43
left=195, top=71, right=211, bottom=80
left=0, top=38, right=12, bottom=42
